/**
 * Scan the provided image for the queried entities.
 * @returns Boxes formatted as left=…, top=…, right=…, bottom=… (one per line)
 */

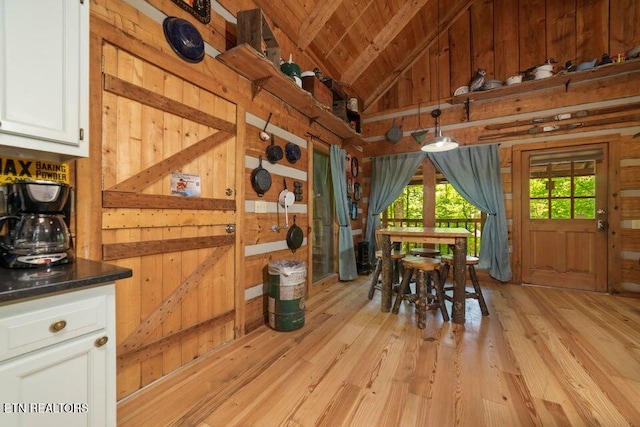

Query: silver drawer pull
left=94, top=336, right=109, bottom=348
left=50, top=320, right=67, bottom=333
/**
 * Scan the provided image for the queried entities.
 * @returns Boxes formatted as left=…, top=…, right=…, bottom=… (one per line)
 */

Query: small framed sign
left=171, top=0, right=211, bottom=24
left=171, top=172, right=201, bottom=197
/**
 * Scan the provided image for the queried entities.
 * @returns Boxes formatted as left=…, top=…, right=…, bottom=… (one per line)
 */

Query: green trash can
left=267, top=261, right=307, bottom=331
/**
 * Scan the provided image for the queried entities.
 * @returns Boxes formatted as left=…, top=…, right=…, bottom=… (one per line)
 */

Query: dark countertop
left=0, top=258, right=132, bottom=304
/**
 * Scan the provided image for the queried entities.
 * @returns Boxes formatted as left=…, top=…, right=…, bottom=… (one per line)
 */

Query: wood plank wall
left=362, top=0, right=640, bottom=295
left=78, top=0, right=365, bottom=399
left=75, top=0, right=640, bottom=400
left=370, top=0, right=640, bottom=112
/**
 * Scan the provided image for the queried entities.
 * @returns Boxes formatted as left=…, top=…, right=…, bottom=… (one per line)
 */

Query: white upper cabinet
left=0, top=0, right=89, bottom=161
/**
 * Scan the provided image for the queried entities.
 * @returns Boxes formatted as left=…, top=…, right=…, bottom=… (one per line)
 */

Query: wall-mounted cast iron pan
left=287, top=215, right=304, bottom=252
left=251, top=156, right=272, bottom=197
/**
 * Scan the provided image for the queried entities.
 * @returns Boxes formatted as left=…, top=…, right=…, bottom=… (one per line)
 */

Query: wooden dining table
left=376, top=227, right=472, bottom=324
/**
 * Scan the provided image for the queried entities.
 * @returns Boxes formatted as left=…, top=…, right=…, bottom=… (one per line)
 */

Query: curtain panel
left=330, top=145, right=358, bottom=280
left=365, top=152, right=426, bottom=263
left=428, top=144, right=512, bottom=282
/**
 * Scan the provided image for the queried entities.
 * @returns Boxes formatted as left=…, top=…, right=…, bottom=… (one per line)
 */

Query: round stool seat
left=409, top=247, right=441, bottom=257
left=441, top=254, right=479, bottom=265
left=375, top=249, right=406, bottom=260
left=401, top=255, right=441, bottom=271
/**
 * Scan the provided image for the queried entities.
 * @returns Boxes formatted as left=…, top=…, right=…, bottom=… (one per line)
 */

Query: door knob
left=597, top=220, right=608, bottom=231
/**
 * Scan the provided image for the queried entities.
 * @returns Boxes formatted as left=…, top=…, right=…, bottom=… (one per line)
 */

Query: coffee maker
left=0, top=181, right=74, bottom=268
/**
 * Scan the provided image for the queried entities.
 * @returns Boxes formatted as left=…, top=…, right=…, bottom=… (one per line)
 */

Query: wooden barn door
left=100, top=44, right=238, bottom=399
left=521, top=144, right=608, bottom=292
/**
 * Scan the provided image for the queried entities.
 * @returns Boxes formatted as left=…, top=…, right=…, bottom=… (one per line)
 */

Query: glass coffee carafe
left=0, top=181, right=74, bottom=268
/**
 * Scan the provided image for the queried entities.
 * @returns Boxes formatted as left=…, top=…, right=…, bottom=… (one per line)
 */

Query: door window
left=529, top=150, right=600, bottom=220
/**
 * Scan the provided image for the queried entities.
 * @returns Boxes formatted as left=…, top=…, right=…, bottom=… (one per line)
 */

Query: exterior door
left=521, top=144, right=608, bottom=291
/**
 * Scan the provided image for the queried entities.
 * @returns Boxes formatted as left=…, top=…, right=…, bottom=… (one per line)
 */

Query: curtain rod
left=305, top=132, right=333, bottom=147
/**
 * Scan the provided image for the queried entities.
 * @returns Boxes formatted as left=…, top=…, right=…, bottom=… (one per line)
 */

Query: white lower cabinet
left=0, top=285, right=115, bottom=427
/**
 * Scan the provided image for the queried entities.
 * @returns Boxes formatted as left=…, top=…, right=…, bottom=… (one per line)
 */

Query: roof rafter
left=363, top=0, right=473, bottom=111
left=341, top=0, right=431, bottom=86
left=298, top=0, right=344, bottom=50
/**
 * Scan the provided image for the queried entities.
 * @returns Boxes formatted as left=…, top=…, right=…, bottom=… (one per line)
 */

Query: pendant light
left=421, top=0, right=458, bottom=153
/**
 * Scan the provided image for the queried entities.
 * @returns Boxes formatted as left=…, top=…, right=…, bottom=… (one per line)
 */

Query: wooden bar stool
left=409, top=247, right=441, bottom=258
left=440, top=255, right=489, bottom=316
left=367, top=246, right=406, bottom=300
left=392, top=256, right=449, bottom=326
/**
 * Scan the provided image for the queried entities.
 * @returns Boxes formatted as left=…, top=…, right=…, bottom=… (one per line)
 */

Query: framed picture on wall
left=351, top=201, right=358, bottom=220
left=347, top=177, right=354, bottom=195
left=171, top=0, right=211, bottom=24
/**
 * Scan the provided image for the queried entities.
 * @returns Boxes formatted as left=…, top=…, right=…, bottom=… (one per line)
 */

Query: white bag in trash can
left=267, top=261, right=307, bottom=331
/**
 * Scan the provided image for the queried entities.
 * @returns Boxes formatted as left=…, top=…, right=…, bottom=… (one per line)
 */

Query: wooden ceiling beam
left=341, top=0, right=431, bottom=86
left=362, top=0, right=473, bottom=111
left=298, top=0, right=344, bottom=50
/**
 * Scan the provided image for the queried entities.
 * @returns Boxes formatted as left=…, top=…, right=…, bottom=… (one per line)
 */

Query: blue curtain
left=428, top=144, right=512, bottom=282
left=330, top=145, right=358, bottom=280
left=365, top=152, right=426, bottom=263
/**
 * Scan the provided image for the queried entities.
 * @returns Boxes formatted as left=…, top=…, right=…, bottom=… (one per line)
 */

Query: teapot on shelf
left=280, top=54, right=302, bottom=87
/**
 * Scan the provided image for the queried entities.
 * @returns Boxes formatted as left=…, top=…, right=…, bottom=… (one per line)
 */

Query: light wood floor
left=117, top=275, right=640, bottom=426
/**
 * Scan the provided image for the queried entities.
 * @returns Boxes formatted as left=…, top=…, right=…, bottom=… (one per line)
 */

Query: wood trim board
left=103, top=191, right=236, bottom=210
left=103, top=74, right=236, bottom=133
left=102, top=235, right=235, bottom=260
left=107, top=131, right=234, bottom=192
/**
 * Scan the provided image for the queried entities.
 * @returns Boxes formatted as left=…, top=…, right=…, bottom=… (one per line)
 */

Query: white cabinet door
left=0, top=332, right=111, bottom=427
left=0, top=0, right=89, bottom=160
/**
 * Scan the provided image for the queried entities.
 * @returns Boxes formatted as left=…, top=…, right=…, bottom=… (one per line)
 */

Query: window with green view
left=529, top=159, right=596, bottom=220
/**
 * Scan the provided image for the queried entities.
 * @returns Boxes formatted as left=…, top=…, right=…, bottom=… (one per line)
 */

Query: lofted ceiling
left=246, top=0, right=472, bottom=113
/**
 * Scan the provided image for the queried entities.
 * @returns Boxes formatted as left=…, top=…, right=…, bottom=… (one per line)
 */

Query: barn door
left=521, top=143, right=608, bottom=292
left=100, top=44, right=238, bottom=399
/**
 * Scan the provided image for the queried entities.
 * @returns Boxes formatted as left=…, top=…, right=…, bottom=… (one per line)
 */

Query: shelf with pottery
left=451, top=58, right=640, bottom=105
left=217, top=44, right=365, bottom=144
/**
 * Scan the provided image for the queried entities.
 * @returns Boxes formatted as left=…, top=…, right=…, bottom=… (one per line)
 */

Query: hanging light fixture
left=421, top=0, right=458, bottom=153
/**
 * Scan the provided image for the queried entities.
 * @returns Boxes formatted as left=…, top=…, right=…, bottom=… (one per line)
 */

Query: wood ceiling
left=217, top=0, right=640, bottom=115
left=244, top=0, right=472, bottom=112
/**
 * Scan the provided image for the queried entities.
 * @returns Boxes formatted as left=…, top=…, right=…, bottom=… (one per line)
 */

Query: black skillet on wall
left=287, top=215, right=304, bottom=252
left=266, top=134, right=283, bottom=163
left=251, top=156, right=272, bottom=197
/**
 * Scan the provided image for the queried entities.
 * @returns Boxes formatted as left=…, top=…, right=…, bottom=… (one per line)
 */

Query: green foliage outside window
left=386, top=182, right=481, bottom=255
left=386, top=183, right=480, bottom=221
left=435, top=183, right=481, bottom=220
left=529, top=160, right=596, bottom=219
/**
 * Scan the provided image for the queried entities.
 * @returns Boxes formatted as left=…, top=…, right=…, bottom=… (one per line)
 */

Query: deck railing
left=383, top=218, right=482, bottom=256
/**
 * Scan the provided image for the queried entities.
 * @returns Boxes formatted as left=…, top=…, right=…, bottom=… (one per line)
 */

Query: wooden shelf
left=217, top=44, right=365, bottom=144
left=452, top=59, right=640, bottom=104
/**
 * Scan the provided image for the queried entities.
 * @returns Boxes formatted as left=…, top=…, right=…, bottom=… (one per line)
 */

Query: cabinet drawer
left=0, top=290, right=108, bottom=362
